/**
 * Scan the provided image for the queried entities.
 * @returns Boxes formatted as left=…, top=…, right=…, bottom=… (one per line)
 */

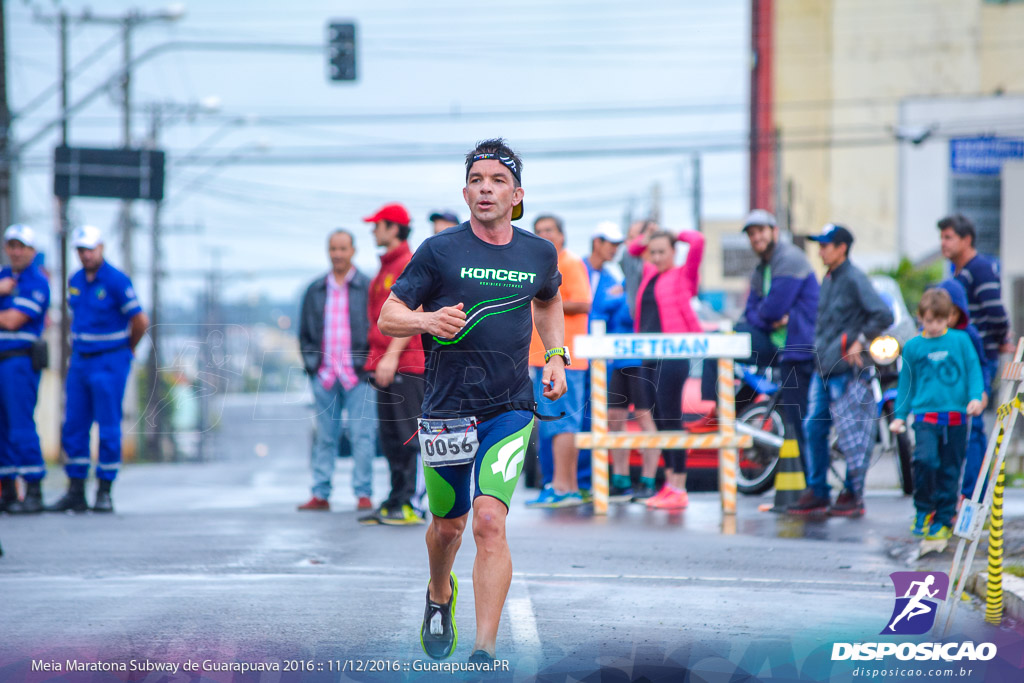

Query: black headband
left=467, top=153, right=521, bottom=183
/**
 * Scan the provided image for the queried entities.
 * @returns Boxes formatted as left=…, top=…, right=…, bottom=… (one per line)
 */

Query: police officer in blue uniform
left=46, top=225, right=149, bottom=513
left=0, top=224, right=51, bottom=514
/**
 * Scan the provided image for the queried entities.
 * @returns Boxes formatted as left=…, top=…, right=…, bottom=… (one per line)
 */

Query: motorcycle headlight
left=869, top=335, right=900, bottom=365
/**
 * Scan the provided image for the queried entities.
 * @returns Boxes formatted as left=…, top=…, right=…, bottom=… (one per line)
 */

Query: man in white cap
left=46, top=225, right=149, bottom=514
left=0, top=224, right=51, bottom=514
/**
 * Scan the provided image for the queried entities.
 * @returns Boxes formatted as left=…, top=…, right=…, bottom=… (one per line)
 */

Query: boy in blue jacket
left=891, top=288, right=984, bottom=541
left=933, top=280, right=994, bottom=501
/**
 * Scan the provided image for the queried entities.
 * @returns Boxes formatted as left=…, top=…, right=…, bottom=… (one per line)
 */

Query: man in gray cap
left=691, top=209, right=819, bottom=452
left=0, top=224, right=51, bottom=513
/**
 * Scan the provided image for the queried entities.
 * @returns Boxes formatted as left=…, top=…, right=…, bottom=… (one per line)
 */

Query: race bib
left=418, top=416, right=479, bottom=467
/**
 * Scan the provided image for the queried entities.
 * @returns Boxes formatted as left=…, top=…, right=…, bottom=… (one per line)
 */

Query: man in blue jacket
left=0, top=224, right=51, bottom=514
left=47, top=225, right=149, bottom=514
left=693, top=210, right=819, bottom=463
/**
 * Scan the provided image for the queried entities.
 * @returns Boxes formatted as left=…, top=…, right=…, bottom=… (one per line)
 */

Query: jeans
left=913, top=421, right=967, bottom=529
left=310, top=376, right=376, bottom=500
left=803, top=372, right=872, bottom=499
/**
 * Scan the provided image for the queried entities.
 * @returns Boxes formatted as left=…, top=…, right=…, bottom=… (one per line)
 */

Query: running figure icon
left=886, top=575, right=939, bottom=633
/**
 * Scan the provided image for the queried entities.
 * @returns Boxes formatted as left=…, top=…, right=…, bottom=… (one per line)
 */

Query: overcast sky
left=9, top=0, right=749, bottom=307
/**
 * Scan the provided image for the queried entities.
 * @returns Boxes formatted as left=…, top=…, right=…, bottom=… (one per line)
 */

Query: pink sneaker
left=651, top=488, right=689, bottom=510
left=645, top=485, right=675, bottom=508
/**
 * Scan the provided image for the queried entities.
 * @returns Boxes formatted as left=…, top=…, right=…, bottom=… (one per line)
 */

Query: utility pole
left=146, top=106, right=165, bottom=461
left=691, top=153, right=702, bottom=232
left=119, top=17, right=135, bottom=277
left=0, top=0, right=11, bottom=245
left=649, top=182, right=662, bottom=224
left=57, top=10, right=72, bottom=392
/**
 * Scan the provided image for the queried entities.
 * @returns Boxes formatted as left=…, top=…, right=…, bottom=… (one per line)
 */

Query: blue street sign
left=949, top=136, right=1024, bottom=176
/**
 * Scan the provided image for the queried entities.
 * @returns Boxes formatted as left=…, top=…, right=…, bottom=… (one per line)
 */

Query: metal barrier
left=574, top=323, right=753, bottom=515
left=936, top=338, right=1024, bottom=635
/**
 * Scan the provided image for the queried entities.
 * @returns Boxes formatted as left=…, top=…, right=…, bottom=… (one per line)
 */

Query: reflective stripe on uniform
left=96, top=463, right=121, bottom=471
left=73, top=330, right=129, bottom=342
left=121, top=300, right=141, bottom=314
left=64, top=457, right=92, bottom=466
left=0, top=330, right=38, bottom=341
left=12, top=297, right=43, bottom=314
left=18, top=466, right=45, bottom=475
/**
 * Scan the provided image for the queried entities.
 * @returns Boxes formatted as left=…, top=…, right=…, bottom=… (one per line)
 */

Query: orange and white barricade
left=574, top=322, right=753, bottom=515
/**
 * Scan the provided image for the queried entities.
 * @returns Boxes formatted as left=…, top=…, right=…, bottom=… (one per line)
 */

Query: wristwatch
left=544, top=346, right=572, bottom=367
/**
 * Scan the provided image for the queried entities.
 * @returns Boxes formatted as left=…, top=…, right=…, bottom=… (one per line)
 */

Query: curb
left=971, top=571, right=1024, bottom=623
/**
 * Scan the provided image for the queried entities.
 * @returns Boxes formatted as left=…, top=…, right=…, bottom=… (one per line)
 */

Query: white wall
left=900, top=95, right=1024, bottom=263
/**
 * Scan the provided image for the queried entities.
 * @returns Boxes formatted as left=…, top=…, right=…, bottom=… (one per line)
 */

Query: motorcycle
left=734, top=275, right=915, bottom=496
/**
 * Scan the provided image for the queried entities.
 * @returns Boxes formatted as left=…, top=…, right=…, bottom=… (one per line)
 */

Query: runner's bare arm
left=532, top=292, right=568, bottom=400
left=379, top=292, right=465, bottom=339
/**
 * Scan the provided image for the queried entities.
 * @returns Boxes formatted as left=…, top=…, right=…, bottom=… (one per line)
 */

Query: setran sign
left=575, top=332, right=752, bottom=360
left=54, top=145, right=165, bottom=201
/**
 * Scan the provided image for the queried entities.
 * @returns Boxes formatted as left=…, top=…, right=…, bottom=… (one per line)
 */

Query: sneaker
left=645, top=485, right=675, bottom=508
left=630, top=483, right=657, bottom=503
left=650, top=488, right=689, bottom=510
left=609, top=483, right=634, bottom=503
left=379, top=504, right=425, bottom=526
left=468, top=649, right=495, bottom=664
left=787, top=490, right=830, bottom=516
left=357, top=496, right=373, bottom=510
left=828, top=490, right=864, bottom=518
left=911, top=512, right=930, bottom=537
left=683, top=411, right=719, bottom=433
left=421, top=574, right=458, bottom=660
left=525, top=485, right=558, bottom=508
left=549, top=490, right=585, bottom=508
left=580, top=488, right=593, bottom=503
left=925, top=525, right=952, bottom=541
left=297, top=496, right=330, bottom=511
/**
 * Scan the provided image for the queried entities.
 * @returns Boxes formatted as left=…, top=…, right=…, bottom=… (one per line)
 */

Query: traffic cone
left=770, top=416, right=807, bottom=512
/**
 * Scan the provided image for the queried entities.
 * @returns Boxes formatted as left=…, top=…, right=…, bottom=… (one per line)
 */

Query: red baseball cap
left=362, top=203, right=411, bottom=227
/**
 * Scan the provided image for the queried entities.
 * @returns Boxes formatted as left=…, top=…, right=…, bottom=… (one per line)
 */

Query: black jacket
left=299, top=269, right=371, bottom=377
left=814, top=259, right=893, bottom=377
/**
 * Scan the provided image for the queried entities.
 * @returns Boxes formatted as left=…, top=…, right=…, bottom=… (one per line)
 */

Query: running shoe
left=786, top=490, right=830, bottom=516
left=911, top=513, right=930, bottom=537
left=828, top=490, right=864, bottom=518
left=644, top=485, right=675, bottom=508
left=649, top=488, right=688, bottom=510
left=297, top=496, right=330, bottom=511
left=356, top=496, right=373, bottom=510
left=580, top=488, right=593, bottom=503
left=608, top=483, right=634, bottom=503
left=630, top=483, right=657, bottom=503
left=379, top=504, right=425, bottom=526
left=549, top=490, right=585, bottom=508
left=468, top=650, right=495, bottom=664
left=421, top=574, right=458, bottom=660
left=524, top=485, right=558, bottom=508
left=925, top=525, right=952, bottom=541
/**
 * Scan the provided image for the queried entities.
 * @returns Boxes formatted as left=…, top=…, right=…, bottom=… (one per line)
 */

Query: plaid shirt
left=317, top=269, right=359, bottom=391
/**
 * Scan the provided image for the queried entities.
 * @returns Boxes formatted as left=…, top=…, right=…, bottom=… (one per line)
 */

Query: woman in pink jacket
left=629, top=228, right=705, bottom=510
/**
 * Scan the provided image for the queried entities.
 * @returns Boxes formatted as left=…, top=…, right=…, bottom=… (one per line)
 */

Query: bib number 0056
left=418, top=416, right=479, bottom=467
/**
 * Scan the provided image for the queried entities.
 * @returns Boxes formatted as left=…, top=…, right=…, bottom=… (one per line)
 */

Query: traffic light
left=327, top=21, right=357, bottom=82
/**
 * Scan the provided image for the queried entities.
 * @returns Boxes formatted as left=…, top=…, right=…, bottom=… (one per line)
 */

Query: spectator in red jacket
left=364, top=203, right=427, bottom=526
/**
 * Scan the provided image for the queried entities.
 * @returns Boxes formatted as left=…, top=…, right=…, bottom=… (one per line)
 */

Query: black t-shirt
left=390, top=222, right=561, bottom=418
left=639, top=273, right=662, bottom=333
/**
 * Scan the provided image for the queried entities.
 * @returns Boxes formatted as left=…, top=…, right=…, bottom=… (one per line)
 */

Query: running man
left=886, top=575, right=939, bottom=632
left=378, top=138, right=568, bottom=663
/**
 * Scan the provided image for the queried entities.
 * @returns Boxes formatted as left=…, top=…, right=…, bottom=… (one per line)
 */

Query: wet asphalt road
left=1, top=392, right=1021, bottom=681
